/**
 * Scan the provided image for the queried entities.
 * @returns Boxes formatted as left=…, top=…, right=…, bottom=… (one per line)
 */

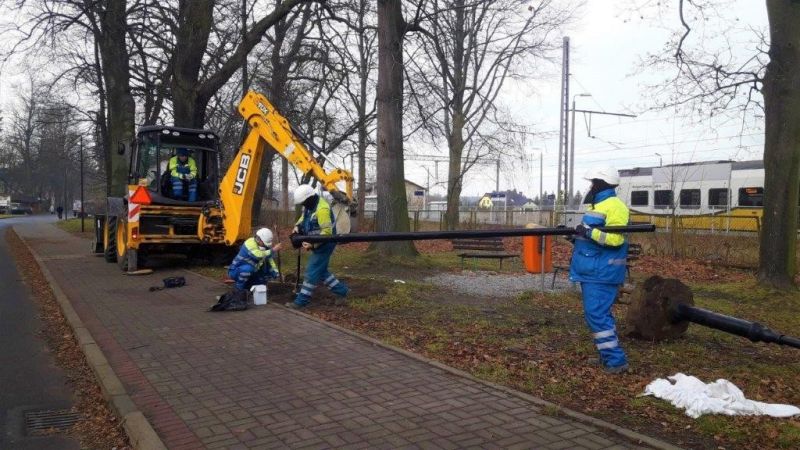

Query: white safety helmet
left=583, top=166, right=620, bottom=186
left=293, top=184, right=316, bottom=205
left=255, top=227, right=273, bottom=247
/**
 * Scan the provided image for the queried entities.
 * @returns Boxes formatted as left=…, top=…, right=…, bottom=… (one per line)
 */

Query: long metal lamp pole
left=80, top=137, right=85, bottom=232
left=292, top=224, right=655, bottom=245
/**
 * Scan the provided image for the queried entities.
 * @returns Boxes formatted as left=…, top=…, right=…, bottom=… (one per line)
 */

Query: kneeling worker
left=287, top=184, right=349, bottom=309
left=569, top=166, right=630, bottom=374
left=229, top=228, right=282, bottom=291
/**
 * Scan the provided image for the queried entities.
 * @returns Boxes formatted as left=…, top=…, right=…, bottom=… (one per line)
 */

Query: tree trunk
left=369, top=0, right=417, bottom=257
left=444, top=113, right=465, bottom=230
left=356, top=0, right=370, bottom=224
left=171, top=0, right=215, bottom=127
left=252, top=13, right=290, bottom=222
left=758, top=0, right=800, bottom=290
left=97, top=0, right=135, bottom=196
left=442, top=0, right=466, bottom=231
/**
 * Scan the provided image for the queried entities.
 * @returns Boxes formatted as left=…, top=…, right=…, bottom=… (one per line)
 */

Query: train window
left=738, top=187, right=764, bottom=207
left=631, top=191, right=649, bottom=206
left=654, top=190, right=673, bottom=209
left=679, top=189, right=701, bottom=209
left=708, top=188, right=729, bottom=208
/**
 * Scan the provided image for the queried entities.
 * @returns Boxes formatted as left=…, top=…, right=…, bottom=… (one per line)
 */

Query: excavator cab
left=131, top=125, right=221, bottom=205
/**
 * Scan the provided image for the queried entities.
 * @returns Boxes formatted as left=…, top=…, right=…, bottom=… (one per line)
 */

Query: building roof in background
left=364, top=179, right=427, bottom=194
left=480, top=189, right=529, bottom=206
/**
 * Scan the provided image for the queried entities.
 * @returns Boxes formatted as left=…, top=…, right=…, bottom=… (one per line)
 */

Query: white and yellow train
left=615, top=160, right=764, bottom=232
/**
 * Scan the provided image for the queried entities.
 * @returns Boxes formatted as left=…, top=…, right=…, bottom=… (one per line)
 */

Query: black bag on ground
left=209, top=289, right=248, bottom=312
left=149, top=276, right=187, bottom=292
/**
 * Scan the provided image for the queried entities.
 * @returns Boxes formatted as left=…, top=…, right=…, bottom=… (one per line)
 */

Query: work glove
left=302, top=242, right=313, bottom=251
left=575, top=223, right=593, bottom=239
left=186, top=173, right=195, bottom=181
left=290, top=233, right=302, bottom=249
left=292, top=225, right=300, bottom=234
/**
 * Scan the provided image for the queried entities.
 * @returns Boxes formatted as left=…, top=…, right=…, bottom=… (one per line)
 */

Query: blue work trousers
left=580, top=282, right=628, bottom=369
left=294, top=242, right=348, bottom=306
left=172, top=176, right=197, bottom=202
left=229, top=263, right=270, bottom=291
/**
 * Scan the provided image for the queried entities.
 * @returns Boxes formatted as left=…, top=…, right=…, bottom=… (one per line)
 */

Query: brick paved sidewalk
left=17, top=223, right=667, bottom=450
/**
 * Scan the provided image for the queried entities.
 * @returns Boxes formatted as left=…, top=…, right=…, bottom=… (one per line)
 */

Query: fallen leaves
left=6, top=229, right=131, bottom=450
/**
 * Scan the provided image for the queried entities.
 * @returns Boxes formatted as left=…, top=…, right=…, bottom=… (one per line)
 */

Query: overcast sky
left=405, top=0, right=768, bottom=199
left=0, top=1, right=768, bottom=202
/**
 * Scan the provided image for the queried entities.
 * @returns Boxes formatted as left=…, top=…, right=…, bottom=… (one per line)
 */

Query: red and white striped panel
left=128, top=189, right=140, bottom=223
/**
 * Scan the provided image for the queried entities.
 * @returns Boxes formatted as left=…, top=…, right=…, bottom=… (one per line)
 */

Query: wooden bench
left=452, top=237, right=518, bottom=270
left=550, top=242, right=643, bottom=288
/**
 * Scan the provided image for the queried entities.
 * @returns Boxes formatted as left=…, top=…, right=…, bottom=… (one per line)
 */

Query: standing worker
left=228, top=228, right=282, bottom=291
left=287, top=184, right=349, bottom=309
left=169, top=148, right=198, bottom=201
left=569, top=167, right=630, bottom=374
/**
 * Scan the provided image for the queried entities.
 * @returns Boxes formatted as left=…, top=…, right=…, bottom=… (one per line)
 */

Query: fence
left=256, top=205, right=762, bottom=234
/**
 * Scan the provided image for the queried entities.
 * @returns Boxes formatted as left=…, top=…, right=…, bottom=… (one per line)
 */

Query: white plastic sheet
left=643, top=373, right=800, bottom=419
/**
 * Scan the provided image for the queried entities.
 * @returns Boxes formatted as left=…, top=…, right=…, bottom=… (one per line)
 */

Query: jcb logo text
left=233, top=154, right=251, bottom=195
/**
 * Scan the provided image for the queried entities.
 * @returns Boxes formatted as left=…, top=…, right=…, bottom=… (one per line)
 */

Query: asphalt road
left=0, top=214, right=79, bottom=450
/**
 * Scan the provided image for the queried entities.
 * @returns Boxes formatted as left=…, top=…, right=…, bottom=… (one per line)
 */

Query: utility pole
left=495, top=158, right=500, bottom=194
left=80, top=137, right=85, bottom=232
left=539, top=153, right=543, bottom=205
left=63, top=164, right=67, bottom=221
left=568, top=93, right=592, bottom=205
left=569, top=107, right=637, bottom=203
left=556, top=36, right=570, bottom=209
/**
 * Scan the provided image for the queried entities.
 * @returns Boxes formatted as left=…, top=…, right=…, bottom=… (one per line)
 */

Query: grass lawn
left=0, top=214, right=13, bottom=219
left=55, top=217, right=94, bottom=235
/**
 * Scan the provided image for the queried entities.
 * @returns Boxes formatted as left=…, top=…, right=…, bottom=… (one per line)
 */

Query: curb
left=16, top=228, right=167, bottom=450
left=187, top=269, right=681, bottom=450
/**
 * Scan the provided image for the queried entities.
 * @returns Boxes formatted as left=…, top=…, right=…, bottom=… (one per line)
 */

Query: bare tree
left=167, top=0, right=316, bottom=127
left=636, top=0, right=798, bottom=289
left=322, top=0, right=378, bottom=220
left=371, top=0, right=422, bottom=257
left=2, top=0, right=137, bottom=197
left=409, top=0, right=567, bottom=230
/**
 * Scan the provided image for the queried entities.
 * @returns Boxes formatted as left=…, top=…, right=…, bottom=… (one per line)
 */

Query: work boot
left=603, top=364, right=630, bottom=375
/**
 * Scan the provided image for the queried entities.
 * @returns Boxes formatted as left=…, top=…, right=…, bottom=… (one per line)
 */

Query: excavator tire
left=103, top=216, right=118, bottom=263
left=115, top=215, right=138, bottom=272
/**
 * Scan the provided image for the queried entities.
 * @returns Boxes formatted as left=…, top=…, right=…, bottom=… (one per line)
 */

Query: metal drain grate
left=24, top=409, right=81, bottom=436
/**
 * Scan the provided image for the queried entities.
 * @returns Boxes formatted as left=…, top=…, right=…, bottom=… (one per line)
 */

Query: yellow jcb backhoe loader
left=93, top=90, right=355, bottom=272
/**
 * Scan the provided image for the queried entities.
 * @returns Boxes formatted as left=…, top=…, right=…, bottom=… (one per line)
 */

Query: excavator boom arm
left=218, top=90, right=354, bottom=245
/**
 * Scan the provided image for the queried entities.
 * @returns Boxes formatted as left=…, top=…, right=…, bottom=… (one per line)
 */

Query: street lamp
left=569, top=93, right=592, bottom=206
left=655, top=152, right=662, bottom=167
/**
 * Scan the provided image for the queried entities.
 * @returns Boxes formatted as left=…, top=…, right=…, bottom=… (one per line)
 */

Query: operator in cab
left=228, top=228, right=282, bottom=291
left=287, top=184, right=349, bottom=309
left=569, top=167, right=630, bottom=374
left=169, top=148, right=198, bottom=201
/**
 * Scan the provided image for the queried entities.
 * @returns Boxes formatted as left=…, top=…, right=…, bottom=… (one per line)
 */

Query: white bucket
left=250, top=284, right=267, bottom=305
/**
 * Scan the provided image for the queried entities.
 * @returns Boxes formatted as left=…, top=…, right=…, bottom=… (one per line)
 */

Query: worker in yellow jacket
left=287, top=184, right=348, bottom=308
left=169, top=148, right=198, bottom=201
left=569, top=167, right=630, bottom=374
